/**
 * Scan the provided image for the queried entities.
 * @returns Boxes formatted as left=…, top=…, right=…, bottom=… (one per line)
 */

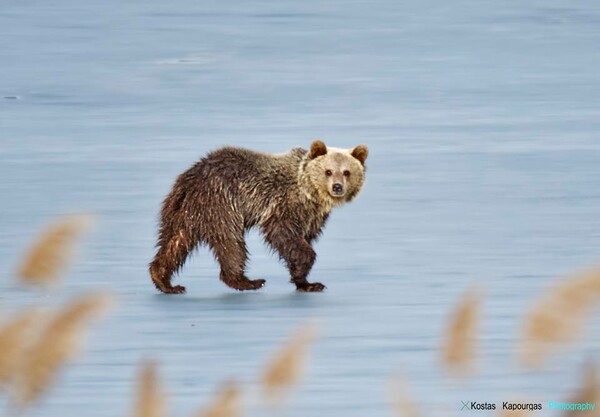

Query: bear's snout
left=332, top=183, right=344, bottom=195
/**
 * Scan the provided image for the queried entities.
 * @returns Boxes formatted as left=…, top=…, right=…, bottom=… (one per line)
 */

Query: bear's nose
left=332, top=183, right=343, bottom=194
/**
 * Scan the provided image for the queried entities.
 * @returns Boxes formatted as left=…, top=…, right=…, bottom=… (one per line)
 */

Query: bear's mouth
left=330, top=190, right=345, bottom=198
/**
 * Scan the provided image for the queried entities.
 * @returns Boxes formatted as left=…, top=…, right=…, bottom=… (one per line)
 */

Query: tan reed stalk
left=0, top=309, right=43, bottom=388
left=193, top=381, right=241, bottom=417
left=261, top=322, right=318, bottom=407
left=520, top=266, right=600, bottom=367
left=441, top=287, right=482, bottom=375
left=12, top=293, right=113, bottom=408
left=131, top=360, right=166, bottom=417
left=17, top=214, right=92, bottom=287
left=389, top=377, right=422, bottom=417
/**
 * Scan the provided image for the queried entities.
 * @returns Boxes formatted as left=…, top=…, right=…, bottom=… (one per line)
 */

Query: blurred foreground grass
left=1, top=215, right=598, bottom=416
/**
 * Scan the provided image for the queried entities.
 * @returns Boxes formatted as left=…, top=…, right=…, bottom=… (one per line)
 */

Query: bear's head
left=302, top=140, right=368, bottom=207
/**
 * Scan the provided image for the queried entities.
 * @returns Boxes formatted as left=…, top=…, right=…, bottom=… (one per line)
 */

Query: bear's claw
left=162, top=285, right=186, bottom=294
left=231, top=278, right=266, bottom=291
left=296, top=282, right=326, bottom=292
left=248, top=279, right=266, bottom=290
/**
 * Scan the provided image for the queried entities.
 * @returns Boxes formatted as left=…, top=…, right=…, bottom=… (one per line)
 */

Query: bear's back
left=188, top=146, right=309, bottom=226
left=199, top=146, right=306, bottom=185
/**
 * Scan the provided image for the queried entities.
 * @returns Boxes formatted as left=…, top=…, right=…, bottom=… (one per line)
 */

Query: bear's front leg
left=264, top=230, right=326, bottom=292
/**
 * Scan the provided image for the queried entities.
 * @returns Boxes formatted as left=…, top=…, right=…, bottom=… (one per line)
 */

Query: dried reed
left=520, top=267, right=600, bottom=367
left=193, top=381, right=241, bottom=417
left=389, top=377, right=422, bottom=417
left=0, top=309, right=43, bottom=388
left=13, top=293, right=113, bottom=408
left=564, top=362, right=599, bottom=417
left=17, top=214, right=92, bottom=287
left=261, top=322, right=317, bottom=406
left=441, top=287, right=482, bottom=375
left=131, top=360, right=165, bottom=417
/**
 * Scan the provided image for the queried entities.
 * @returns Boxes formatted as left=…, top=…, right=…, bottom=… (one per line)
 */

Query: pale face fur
left=301, top=140, right=368, bottom=210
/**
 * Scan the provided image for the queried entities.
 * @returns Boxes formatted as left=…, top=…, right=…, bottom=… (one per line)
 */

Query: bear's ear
left=351, top=144, right=368, bottom=165
left=309, top=140, right=328, bottom=159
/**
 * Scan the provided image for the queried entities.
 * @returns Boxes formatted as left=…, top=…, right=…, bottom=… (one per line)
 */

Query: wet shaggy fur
left=149, top=140, right=368, bottom=294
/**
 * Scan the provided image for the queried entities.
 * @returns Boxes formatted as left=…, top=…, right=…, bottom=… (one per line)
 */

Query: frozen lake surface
left=1, top=0, right=599, bottom=415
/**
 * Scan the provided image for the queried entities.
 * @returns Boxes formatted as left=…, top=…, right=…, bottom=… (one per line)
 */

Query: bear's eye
left=343, top=170, right=351, bottom=177
left=325, top=170, right=332, bottom=176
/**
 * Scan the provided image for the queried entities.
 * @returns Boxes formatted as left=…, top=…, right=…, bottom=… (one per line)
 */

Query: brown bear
left=149, top=140, right=368, bottom=294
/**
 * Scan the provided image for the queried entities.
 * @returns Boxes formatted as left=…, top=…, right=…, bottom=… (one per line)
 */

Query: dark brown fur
left=149, top=141, right=368, bottom=294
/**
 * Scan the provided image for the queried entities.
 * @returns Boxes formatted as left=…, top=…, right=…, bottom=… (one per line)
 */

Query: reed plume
left=441, top=287, right=482, bottom=375
left=131, top=360, right=166, bottom=417
left=13, top=293, right=113, bottom=408
left=0, top=308, right=43, bottom=388
left=261, top=322, right=317, bottom=406
left=389, top=377, right=422, bottom=417
left=520, top=266, right=600, bottom=367
left=17, top=214, right=92, bottom=287
left=564, top=361, right=599, bottom=417
left=193, top=381, right=241, bottom=417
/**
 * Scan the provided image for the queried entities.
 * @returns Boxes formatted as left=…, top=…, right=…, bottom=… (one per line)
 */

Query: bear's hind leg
left=149, top=232, right=192, bottom=294
left=210, top=233, right=265, bottom=291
